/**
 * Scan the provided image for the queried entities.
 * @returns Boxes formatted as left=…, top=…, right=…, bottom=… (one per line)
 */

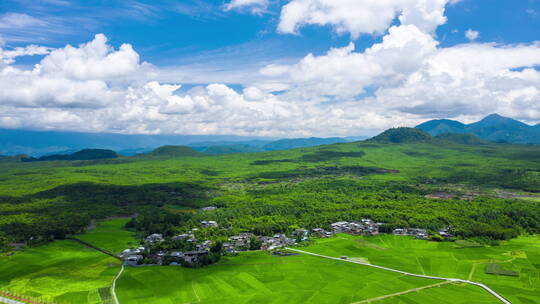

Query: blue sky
left=2, top=0, right=538, bottom=68
left=0, top=0, right=539, bottom=136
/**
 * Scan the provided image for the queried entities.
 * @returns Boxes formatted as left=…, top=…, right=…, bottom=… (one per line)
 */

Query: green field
left=0, top=240, right=121, bottom=304
left=376, top=283, right=497, bottom=304
left=1, top=223, right=538, bottom=303
left=116, top=251, right=496, bottom=304
left=77, top=218, right=137, bottom=254
left=1, top=135, right=540, bottom=303
left=301, top=234, right=540, bottom=304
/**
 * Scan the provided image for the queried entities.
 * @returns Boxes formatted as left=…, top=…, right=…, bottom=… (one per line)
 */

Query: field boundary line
left=66, top=238, right=122, bottom=260
left=468, top=263, right=477, bottom=281
left=191, top=280, right=201, bottom=303
left=111, top=264, right=125, bottom=304
left=285, top=247, right=512, bottom=304
left=352, top=281, right=452, bottom=303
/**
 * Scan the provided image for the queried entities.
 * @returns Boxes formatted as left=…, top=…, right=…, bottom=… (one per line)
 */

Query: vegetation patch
left=250, top=159, right=296, bottom=166
left=453, top=240, right=483, bottom=249
left=254, top=165, right=391, bottom=180
left=485, top=263, right=520, bottom=277
left=299, top=150, right=365, bottom=162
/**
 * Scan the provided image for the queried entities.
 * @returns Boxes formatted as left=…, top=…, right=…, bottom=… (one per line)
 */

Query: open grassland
left=302, top=234, right=540, bottom=304
left=116, top=251, right=497, bottom=304
left=77, top=218, right=137, bottom=254
left=0, top=240, right=121, bottom=304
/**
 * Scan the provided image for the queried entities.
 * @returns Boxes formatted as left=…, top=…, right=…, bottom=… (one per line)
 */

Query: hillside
left=368, top=127, right=433, bottom=143
left=435, top=133, right=489, bottom=145
left=417, top=114, right=540, bottom=144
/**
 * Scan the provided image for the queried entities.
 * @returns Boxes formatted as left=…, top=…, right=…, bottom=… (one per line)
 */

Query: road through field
left=111, top=265, right=125, bottom=304
left=285, top=247, right=512, bottom=304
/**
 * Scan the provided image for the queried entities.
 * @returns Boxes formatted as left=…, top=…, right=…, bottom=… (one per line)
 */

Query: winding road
left=111, top=265, right=125, bottom=304
left=285, top=247, right=512, bottom=304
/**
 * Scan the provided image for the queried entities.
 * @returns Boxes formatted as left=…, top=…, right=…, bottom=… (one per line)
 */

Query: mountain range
left=416, top=114, right=540, bottom=144
left=0, top=128, right=366, bottom=157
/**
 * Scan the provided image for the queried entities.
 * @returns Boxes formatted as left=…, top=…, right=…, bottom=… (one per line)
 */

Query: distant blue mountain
left=0, top=128, right=275, bottom=156
left=417, top=114, right=540, bottom=144
left=0, top=128, right=367, bottom=157
left=191, top=136, right=367, bottom=154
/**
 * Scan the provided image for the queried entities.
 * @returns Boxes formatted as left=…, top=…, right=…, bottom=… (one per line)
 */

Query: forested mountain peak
left=368, top=127, right=433, bottom=143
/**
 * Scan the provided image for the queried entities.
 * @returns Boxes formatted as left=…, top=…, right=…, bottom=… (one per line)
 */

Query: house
left=201, top=206, right=217, bottom=211
left=392, top=228, right=407, bottom=235
left=145, top=233, right=164, bottom=244
left=196, top=240, right=211, bottom=251
left=183, top=250, right=208, bottom=263
left=393, top=228, right=429, bottom=239
left=312, top=228, right=333, bottom=238
left=438, top=228, right=453, bottom=238
left=121, top=248, right=141, bottom=258
left=172, top=233, right=196, bottom=242
left=331, top=221, right=349, bottom=233
left=170, top=251, right=184, bottom=258
left=292, top=229, right=309, bottom=241
left=201, top=220, right=218, bottom=228
left=124, top=254, right=143, bottom=266
left=228, top=233, right=254, bottom=249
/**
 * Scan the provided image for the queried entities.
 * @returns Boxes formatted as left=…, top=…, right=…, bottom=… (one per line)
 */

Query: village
left=120, top=209, right=454, bottom=267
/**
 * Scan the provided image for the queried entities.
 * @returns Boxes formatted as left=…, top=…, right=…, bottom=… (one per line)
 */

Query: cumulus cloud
left=39, top=34, right=141, bottom=80
left=224, top=0, right=269, bottom=14
left=2, top=3, right=540, bottom=137
left=465, top=29, right=479, bottom=41
left=0, top=34, right=143, bottom=108
left=278, top=0, right=451, bottom=38
left=262, top=25, right=438, bottom=99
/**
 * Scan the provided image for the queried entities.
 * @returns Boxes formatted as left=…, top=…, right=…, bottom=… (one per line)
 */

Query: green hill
left=149, top=145, right=205, bottom=157
left=368, top=127, right=433, bottom=143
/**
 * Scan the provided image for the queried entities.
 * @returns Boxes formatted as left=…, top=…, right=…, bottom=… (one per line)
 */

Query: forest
left=1, top=128, right=540, bottom=250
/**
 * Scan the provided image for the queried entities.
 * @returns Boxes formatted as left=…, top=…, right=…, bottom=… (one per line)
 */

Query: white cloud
left=278, top=0, right=451, bottom=38
left=0, top=13, right=46, bottom=29
left=224, top=0, right=269, bottom=14
left=262, top=25, right=438, bottom=99
left=465, top=29, right=479, bottom=41
left=0, top=44, right=50, bottom=65
left=39, top=34, right=141, bottom=80
left=1, top=15, right=540, bottom=137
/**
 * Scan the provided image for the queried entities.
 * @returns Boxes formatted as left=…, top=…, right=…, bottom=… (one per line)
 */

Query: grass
left=301, top=234, right=540, bottom=304
left=0, top=240, right=121, bottom=304
left=76, top=218, right=137, bottom=254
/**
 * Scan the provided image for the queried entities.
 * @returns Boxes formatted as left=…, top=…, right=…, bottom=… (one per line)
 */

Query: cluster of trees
left=116, top=179, right=539, bottom=245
